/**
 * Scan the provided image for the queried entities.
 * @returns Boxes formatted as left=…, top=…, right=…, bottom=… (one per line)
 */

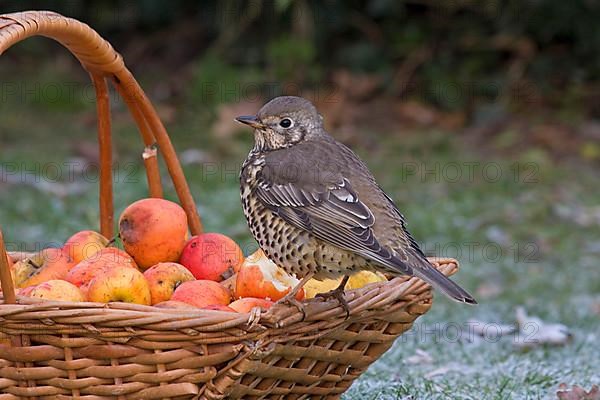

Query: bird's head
left=236, top=96, right=323, bottom=151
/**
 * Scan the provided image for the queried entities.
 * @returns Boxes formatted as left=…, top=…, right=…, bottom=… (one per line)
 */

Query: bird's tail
left=411, top=260, right=477, bottom=305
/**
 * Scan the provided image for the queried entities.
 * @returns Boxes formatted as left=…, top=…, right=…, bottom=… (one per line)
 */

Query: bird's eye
left=279, top=118, right=293, bottom=129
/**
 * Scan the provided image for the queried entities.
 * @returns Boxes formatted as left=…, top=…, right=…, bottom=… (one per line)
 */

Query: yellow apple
left=27, top=279, right=85, bottom=302
left=84, top=264, right=151, bottom=305
left=143, top=262, right=195, bottom=305
left=304, top=271, right=387, bottom=299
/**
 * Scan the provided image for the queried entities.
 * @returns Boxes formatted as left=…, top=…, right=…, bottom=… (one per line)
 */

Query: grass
left=1, top=80, right=599, bottom=399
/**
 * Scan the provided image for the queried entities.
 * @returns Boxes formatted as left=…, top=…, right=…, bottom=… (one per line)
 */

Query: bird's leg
left=316, top=275, right=351, bottom=319
left=277, top=272, right=314, bottom=320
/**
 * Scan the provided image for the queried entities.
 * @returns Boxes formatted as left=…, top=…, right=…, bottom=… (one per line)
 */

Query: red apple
left=202, top=304, right=236, bottom=312
left=19, top=248, right=77, bottom=288
left=229, top=297, right=274, bottom=313
left=154, top=300, right=199, bottom=309
left=66, top=247, right=137, bottom=289
left=63, top=230, right=109, bottom=264
left=119, top=198, right=188, bottom=269
left=170, top=280, right=231, bottom=308
left=179, top=233, right=244, bottom=281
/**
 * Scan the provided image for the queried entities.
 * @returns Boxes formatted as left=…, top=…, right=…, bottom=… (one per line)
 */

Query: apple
left=27, top=280, right=85, bottom=302
left=345, top=271, right=387, bottom=289
left=229, top=297, right=273, bottom=313
left=12, top=252, right=42, bottom=287
left=91, top=247, right=138, bottom=269
left=179, top=233, right=244, bottom=281
left=66, top=247, right=137, bottom=288
left=143, top=262, right=195, bottom=305
left=17, top=285, right=36, bottom=297
left=202, top=304, right=236, bottom=312
left=303, top=271, right=387, bottom=299
left=235, top=249, right=304, bottom=301
left=63, top=230, right=109, bottom=264
left=18, top=248, right=77, bottom=288
left=119, top=198, right=188, bottom=269
left=170, top=280, right=231, bottom=308
left=84, top=264, right=151, bottom=305
left=154, top=300, right=199, bottom=309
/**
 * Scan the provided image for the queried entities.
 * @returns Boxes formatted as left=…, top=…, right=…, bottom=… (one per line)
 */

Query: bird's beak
left=235, top=115, right=265, bottom=129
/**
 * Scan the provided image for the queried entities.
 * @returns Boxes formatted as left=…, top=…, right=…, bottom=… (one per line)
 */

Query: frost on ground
left=343, top=316, right=598, bottom=400
left=1, top=120, right=598, bottom=400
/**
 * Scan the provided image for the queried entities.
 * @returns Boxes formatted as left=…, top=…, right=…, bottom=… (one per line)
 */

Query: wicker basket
left=0, top=11, right=462, bottom=400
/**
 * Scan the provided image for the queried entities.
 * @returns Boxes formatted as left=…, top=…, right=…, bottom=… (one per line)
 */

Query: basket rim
left=0, top=258, right=458, bottom=335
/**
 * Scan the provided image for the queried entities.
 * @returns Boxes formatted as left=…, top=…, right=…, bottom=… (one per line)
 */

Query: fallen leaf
left=557, top=384, right=600, bottom=400
left=424, top=362, right=468, bottom=379
left=515, top=307, right=572, bottom=348
left=467, top=319, right=516, bottom=337
left=404, top=349, right=434, bottom=365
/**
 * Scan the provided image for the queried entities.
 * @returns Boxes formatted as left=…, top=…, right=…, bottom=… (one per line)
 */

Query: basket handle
left=0, top=11, right=204, bottom=301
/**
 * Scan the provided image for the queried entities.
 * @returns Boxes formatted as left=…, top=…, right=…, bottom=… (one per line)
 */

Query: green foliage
left=267, top=35, right=316, bottom=81
left=5, top=0, right=598, bottom=114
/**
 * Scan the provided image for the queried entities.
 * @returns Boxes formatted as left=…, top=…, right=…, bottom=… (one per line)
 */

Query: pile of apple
left=7, top=198, right=386, bottom=313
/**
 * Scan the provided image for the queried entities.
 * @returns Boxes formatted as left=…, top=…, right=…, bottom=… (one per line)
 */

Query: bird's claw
left=316, top=288, right=351, bottom=319
left=276, top=294, right=307, bottom=321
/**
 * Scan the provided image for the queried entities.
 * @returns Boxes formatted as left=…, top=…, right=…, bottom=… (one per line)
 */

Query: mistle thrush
left=236, top=96, right=476, bottom=311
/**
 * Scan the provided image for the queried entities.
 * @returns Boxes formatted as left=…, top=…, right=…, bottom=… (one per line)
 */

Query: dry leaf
left=557, top=384, right=600, bottom=400
left=515, top=307, right=572, bottom=348
left=467, top=319, right=516, bottom=337
left=424, top=362, right=468, bottom=379
left=404, top=349, right=434, bottom=365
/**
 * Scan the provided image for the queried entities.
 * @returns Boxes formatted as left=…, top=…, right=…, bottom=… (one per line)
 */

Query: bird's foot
left=276, top=293, right=307, bottom=321
left=275, top=273, right=314, bottom=321
left=316, top=286, right=351, bottom=319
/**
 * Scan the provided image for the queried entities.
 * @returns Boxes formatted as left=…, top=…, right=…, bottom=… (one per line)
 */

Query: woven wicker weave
left=0, top=11, right=462, bottom=399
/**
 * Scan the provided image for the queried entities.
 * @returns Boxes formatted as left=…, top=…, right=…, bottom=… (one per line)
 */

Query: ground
left=0, top=86, right=598, bottom=400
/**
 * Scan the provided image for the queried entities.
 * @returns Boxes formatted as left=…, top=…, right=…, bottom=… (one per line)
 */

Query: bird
left=236, top=96, right=476, bottom=315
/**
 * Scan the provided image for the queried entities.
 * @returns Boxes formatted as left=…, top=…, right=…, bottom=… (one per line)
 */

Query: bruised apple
left=179, top=233, right=244, bottom=281
left=235, top=249, right=304, bottom=301
left=85, top=264, right=151, bottom=305
left=229, top=297, right=273, bottom=313
left=66, top=248, right=137, bottom=288
left=12, top=253, right=41, bottom=287
left=63, top=230, right=109, bottom=264
left=143, top=262, right=195, bottom=305
left=119, top=198, right=188, bottom=269
left=170, top=280, right=231, bottom=308
left=18, top=248, right=77, bottom=288
left=27, top=280, right=85, bottom=302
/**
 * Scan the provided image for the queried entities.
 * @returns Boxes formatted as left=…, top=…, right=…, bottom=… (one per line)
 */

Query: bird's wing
left=252, top=140, right=476, bottom=304
left=255, top=176, right=413, bottom=275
